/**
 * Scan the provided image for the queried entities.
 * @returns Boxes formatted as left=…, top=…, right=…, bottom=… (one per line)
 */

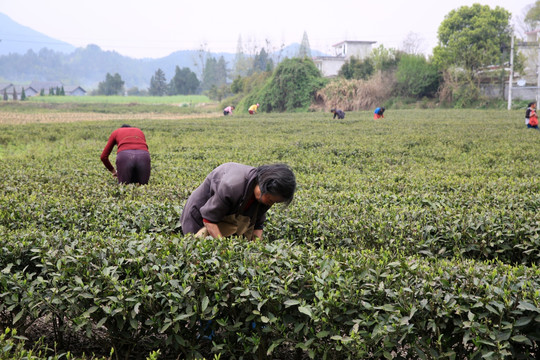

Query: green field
left=26, top=95, right=211, bottom=105
left=1, top=109, right=539, bottom=359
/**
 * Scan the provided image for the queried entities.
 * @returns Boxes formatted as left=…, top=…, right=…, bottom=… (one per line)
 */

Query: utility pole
left=537, top=41, right=540, bottom=104
left=508, top=34, right=514, bottom=110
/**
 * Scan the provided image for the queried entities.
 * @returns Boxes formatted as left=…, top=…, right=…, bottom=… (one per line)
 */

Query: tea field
left=0, top=108, right=539, bottom=359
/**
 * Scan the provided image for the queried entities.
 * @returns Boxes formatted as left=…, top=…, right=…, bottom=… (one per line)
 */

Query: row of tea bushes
left=1, top=233, right=539, bottom=359
left=2, top=177, right=538, bottom=266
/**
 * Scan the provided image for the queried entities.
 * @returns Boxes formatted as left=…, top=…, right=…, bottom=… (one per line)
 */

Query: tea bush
left=1, top=108, right=539, bottom=359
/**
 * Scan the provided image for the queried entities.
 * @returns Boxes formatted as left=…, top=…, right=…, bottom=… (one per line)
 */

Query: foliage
left=338, top=56, right=374, bottom=80
left=242, top=57, right=327, bottom=113
left=432, top=4, right=512, bottom=75
left=96, top=73, right=125, bottom=96
left=438, top=68, right=483, bottom=108
left=396, top=54, right=441, bottom=98
left=370, top=45, right=401, bottom=72
left=168, top=66, right=200, bottom=95
left=148, top=68, right=167, bottom=96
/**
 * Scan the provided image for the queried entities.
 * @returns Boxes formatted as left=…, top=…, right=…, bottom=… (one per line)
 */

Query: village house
left=313, top=40, right=377, bottom=77
left=0, top=81, right=87, bottom=99
left=64, top=85, right=87, bottom=96
left=0, top=83, right=38, bottom=100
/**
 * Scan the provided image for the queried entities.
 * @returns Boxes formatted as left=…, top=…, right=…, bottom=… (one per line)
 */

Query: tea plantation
left=1, top=109, right=539, bottom=359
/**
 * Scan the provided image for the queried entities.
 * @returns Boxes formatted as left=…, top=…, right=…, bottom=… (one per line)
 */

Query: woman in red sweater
left=100, top=124, right=151, bottom=184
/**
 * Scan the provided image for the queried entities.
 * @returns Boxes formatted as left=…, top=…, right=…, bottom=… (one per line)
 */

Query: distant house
left=2, top=84, right=39, bottom=99
left=313, top=40, right=376, bottom=77
left=64, top=85, right=86, bottom=96
left=22, top=85, right=38, bottom=97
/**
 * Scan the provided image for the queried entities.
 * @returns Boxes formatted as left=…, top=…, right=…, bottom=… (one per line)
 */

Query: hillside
left=0, top=13, right=75, bottom=55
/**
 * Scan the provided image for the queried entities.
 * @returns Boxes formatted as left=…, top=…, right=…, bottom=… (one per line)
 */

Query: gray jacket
left=180, top=162, right=269, bottom=234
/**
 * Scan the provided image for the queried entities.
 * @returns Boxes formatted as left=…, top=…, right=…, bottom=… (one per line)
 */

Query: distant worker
left=374, top=107, right=385, bottom=120
left=248, top=103, right=260, bottom=115
left=330, top=108, right=345, bottom=119
left=223, top=105, right=235, bottom=116
left=180, top=162, right=296, bottom=241
left=525, top=101, right=538, bottom=129
left=100, top=124, right=151, bottom=185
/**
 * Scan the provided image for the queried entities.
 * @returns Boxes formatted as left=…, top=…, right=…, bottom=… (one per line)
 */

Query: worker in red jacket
left=100, top=124, right=151, bottom=184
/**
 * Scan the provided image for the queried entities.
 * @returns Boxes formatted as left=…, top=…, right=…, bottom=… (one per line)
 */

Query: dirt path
left=0, top=111, right=221, bottom=125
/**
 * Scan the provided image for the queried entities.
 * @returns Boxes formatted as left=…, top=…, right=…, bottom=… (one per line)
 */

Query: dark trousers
left=116, top=150, right=151, bottom=184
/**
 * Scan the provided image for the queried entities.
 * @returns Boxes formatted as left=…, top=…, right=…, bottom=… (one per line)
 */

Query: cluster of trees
left=148, top=66, right=200, bottom=96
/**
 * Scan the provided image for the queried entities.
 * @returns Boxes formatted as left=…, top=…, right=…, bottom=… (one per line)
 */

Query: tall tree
left=297, top=31, right=312, bottom=58
left=233, top=35, right=251, bottom=78
left=97, top=73, right=125, bottom=96
left=201, top=56, right=227, bottom=92
left=148, top=68, right=167, bottom=96
left=251, top=48, right=274, bottom=74
left=169, top=66, right=200, bottom=95
left=432, top=4, right=512, bottom=75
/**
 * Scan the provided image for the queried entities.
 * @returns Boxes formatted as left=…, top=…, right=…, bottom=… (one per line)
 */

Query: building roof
left=332, top=40, right=377, bottom=47
left=64, top=85, right=86, bottom=92
left=29, top=81, right=64, bottom=91
left=0, top=83, right=13, bottom=91
left=312, top=56, right=347, bottom=61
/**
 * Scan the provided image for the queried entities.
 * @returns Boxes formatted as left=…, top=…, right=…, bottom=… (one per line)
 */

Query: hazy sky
left=0, top=0, right=533, bottom=59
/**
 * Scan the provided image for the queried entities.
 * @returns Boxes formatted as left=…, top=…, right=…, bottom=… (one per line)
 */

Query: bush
left=240, top=58, right=327, bottom=113
left=396, top=54, right=440, bottom=98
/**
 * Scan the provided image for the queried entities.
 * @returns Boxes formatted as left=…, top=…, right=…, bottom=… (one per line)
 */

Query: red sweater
left=100, top=127, right=149, bottom=172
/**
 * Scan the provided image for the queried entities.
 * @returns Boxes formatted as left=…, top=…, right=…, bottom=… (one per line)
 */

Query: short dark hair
left=256, top=164, right=296, bottom=205
left=121, top=124, right=132, bottom=128
left=528, top=102, right=536, bottom=107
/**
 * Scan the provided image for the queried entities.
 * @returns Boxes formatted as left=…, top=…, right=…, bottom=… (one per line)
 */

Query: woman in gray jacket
left=180, top=162, right=296, bottom=240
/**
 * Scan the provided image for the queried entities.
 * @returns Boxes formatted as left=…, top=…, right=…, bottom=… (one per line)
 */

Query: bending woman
left=100, top=124, right=151, bottom=185
left=180, top=162, right=296, bottom=240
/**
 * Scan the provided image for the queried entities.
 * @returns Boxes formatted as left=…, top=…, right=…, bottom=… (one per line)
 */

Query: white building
left=313, top=40, right=376, bottom=77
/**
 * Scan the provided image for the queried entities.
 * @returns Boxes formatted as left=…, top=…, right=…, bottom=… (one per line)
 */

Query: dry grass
left=313, top=72, right=395, bottom=112
left=0, top=111, right=222, bottom=125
